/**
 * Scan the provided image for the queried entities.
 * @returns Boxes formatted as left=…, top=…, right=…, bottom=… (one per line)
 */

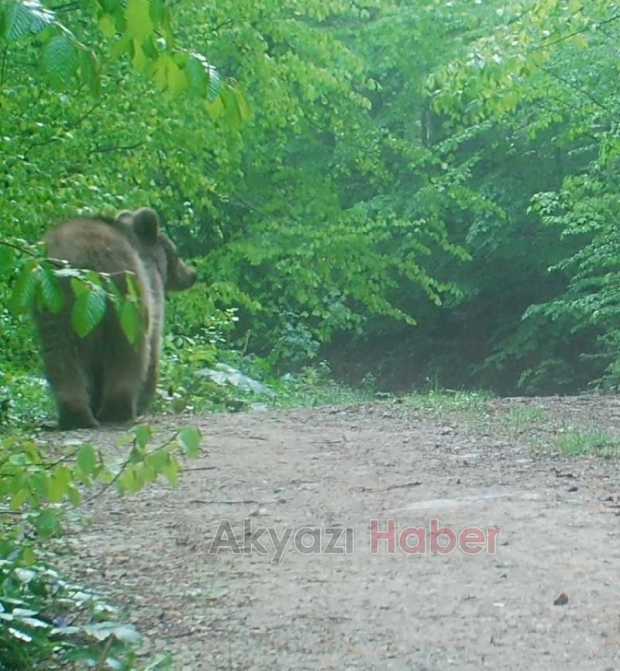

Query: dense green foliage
left=420, top=0, right=620, bottom=393
left=5, top=0, right=620, bottom=398
left=0, top=420, right=200, bottom=669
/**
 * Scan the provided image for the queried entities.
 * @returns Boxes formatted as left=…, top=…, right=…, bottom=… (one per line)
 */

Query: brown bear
left=33, top=207, right=197, bottom=430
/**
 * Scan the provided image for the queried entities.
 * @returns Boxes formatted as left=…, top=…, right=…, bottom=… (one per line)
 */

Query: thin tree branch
left=541, top=12, right=620, bottom=50
left=0, top=239, right=41, bottom=259
left=537, top=66, right=611, bottom=112
left=50, top=2, right=81, bottom=12
left=89, top=142, right=145, bottom=155
left=22, top=99, right=104, bottom=159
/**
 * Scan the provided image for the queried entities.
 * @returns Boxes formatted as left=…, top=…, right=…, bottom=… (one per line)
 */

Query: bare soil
left=60, top=396, right=620, bottom=671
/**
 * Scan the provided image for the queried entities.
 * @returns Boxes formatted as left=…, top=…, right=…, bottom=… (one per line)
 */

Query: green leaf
left=49, top=466, right=73, bottom=503
left=234, top=87, right=252, bottom=122
left=205, top=94, right=225, bottom=119
left=186, top=54, right=221, bottom=101
left=20, top=546, right=35, bottom=565
left=128, top=446, right=143, bottom=463
left=153, top=52, right=169, bottom=89
left=185, top=55, right=208, bottom=96
left=125, top=0, right=153, bottom=42
left=99, top=0, right=122, bottom=13
left=42, top=36, right=80, bottom=87
left=67, top=486, right=82, bottom=506
left=178, top=426, right=201, bottom=456
left=133, top=424, right=152, bottom=448
left=33, top=509, right=62, bottom=538
left=71, top=285, right=107, bottom=337
left=166, top=56, right=187, bottom=95
left=79, top=49, right=101, bottom=96
left=140, top=462, right=158, bottom=483
left=31, top=471, right=49, bottom=498
left=2, top=0, right=55, bottom=42
left=109, top=32, right=131, bottom=59
left=38, top=265, right=64, bottom=313
left=98, top=12, right=116, bottom=37
left=217, top=86, right=252, bottom=128
left=76, top=444, right=98, bottom=475
left=141, top=35, right=159, bottom=59
left=160, top=456, right=179, bottom=486
left=131, top=38, right=149, bottom=72
left=118, top=467, right=140, bottom=494
left=70, top=276, right=88, bottom=297
left=125, top=271, right=140, bottom=299
left=10, top=489, right=29, bottom=510
left=119, top=299, right=141, bottom=344
left=10, top=259, right=40, bottom=314
left=149, top=0, right=166, bottom=26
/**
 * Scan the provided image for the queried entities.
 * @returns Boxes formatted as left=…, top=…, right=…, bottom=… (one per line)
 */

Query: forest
left=1, top=0, right=619, bottom=667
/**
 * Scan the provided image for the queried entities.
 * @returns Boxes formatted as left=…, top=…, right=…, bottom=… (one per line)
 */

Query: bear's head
left=119, top=208, right=198, bottom=292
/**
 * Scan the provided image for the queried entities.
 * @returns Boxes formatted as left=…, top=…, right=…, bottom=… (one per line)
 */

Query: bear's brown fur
left=33, top=207, right=197, bottom=430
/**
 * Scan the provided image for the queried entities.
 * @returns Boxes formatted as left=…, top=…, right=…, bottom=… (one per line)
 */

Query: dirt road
left=67, top=396, right=620, bottom=670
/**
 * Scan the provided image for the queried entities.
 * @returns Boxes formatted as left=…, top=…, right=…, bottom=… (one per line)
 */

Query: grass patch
left=402, top=389, right=495, bottom=417
left=501, top=406, right=550, bottom=437
left=503, top=406, right=549, bottom=427
left=556, top=428, right=619, bottom=458
left=271, top=364, right=373, bottom=409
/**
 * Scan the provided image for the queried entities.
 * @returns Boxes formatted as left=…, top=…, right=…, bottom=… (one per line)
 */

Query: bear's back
left=44, top=217, right=143, bottom=277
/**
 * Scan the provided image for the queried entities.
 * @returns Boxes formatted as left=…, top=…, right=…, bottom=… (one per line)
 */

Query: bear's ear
left=131, top=208, right=160, bottom=241
left=115, top=209, right=134, bottom=224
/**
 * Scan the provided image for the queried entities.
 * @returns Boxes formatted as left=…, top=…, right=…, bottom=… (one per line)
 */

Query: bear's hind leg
left=96, top=347, right=144, bottom=424
left=57, top=398, right=99, bottom=430
left=96, top=389, right=137, bottom=424
left=43, top=355, right=98, bottom=430
left=96, top=373, right=141, bottom=424
left=136, top=336, right=161, bottom=416
left=136, top=359, right=156, bottom=417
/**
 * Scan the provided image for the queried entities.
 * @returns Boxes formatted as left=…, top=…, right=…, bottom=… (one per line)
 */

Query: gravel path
left=63, top=396, right=620, bottom=670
